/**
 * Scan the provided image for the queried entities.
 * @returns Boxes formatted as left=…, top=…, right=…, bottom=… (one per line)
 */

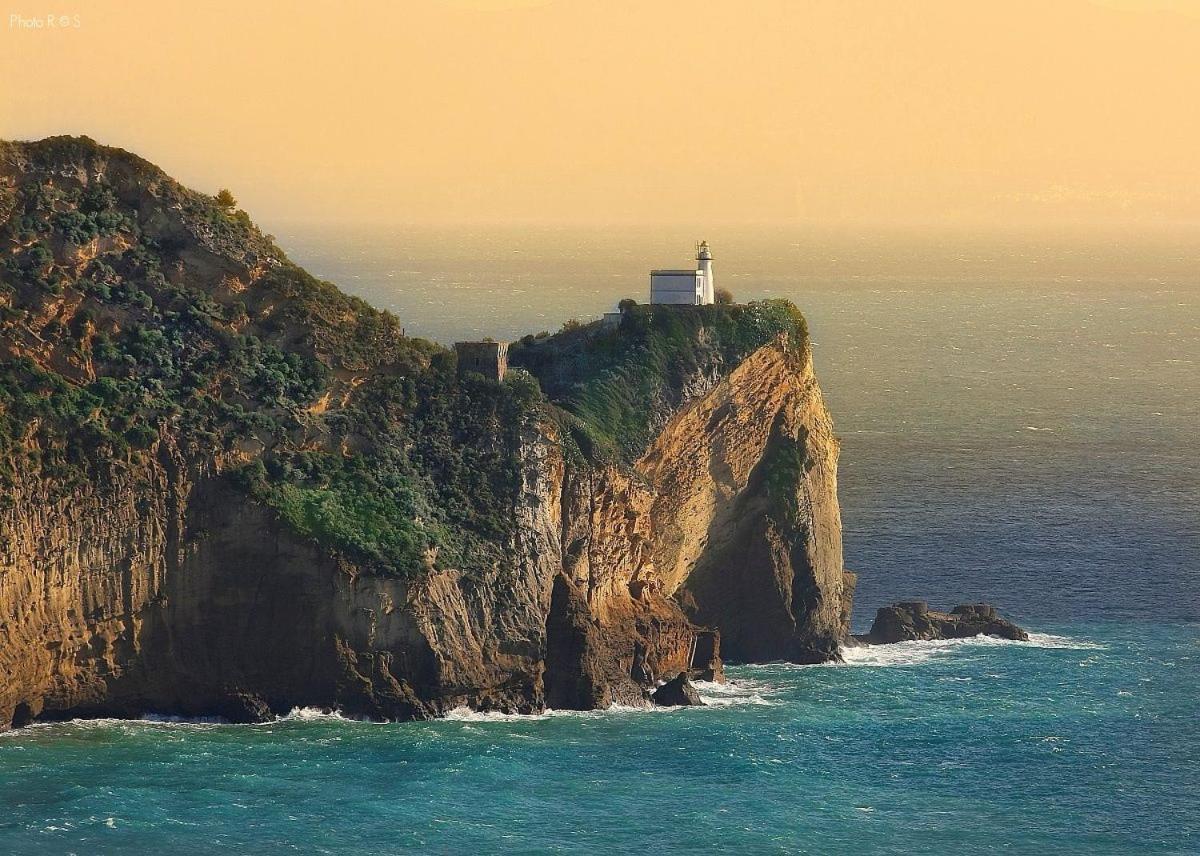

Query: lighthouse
left=697, top=240, right=714, bottom=305
left=649, top=240, right=715, bottom=305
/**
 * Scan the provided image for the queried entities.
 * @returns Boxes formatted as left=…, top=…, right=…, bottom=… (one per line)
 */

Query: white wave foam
left=0, top=714, right=229, bottom=736
left=441, top=704, right=645, bottom=722
left=837, top=631, right=1104, bottom=667
left=439, top=677, right=779, bottom=721
left=442, top=702, right=685, bottom=722
left=839, top=637, right=981, bottom=667
left=595, top=704, right=672, bottom=716
left=141, top=713, right=227, bottom=724
left=441, top=706, right=554, bottom=722
left=1024, top=632, right=1106, bottom=650
left=693, top=678, right=778, bottom=707
left=272, top=707, right=375, bottom=723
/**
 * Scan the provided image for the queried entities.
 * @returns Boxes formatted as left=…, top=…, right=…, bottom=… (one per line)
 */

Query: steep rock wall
left=664, top=338, right=854, bottom=662
left=0, top=429, right=693, bottom=725
left=0, top=336, right=850, bottom=727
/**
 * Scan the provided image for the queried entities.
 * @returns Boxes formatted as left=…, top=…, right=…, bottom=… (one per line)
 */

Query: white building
left=650, top=241, right=714, bottom=305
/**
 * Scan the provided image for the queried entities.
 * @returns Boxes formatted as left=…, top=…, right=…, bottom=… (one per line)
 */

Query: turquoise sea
left=2, top=227, right=1197, bottom=853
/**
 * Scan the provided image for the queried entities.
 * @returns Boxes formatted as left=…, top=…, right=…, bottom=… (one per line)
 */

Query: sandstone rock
left=859, top=601, right=1028, bottom=645
left=651, top=673, right=703, bottom=707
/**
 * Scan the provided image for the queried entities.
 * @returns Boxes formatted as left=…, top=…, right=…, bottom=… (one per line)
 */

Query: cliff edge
left=0, top=137, right=852, bottom=726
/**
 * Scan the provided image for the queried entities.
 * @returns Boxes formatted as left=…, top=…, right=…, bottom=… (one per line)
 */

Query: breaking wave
left=141, top=713, right=228, bottom=724
left=439, top=704, right=677, bottom=722
left=272, top=707, right=377, bottom=724
left=837, top=632, right=1105, bottom=667
left=1, top=714, right=229, bottom=737
left=439, top=676, right=777, bottom=722
left=693, top=678, right=778, bottom=707
left=441, top=707, right=557, bottom=722
left=3, top=634, right=1100, bottom=736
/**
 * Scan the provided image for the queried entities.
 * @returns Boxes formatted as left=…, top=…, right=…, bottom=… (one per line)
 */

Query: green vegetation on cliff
left=1, top=135, right=808, bottom=577
left=0, top=138, right=408, bottom=467
left=0, top=136, right=537, bottom=575
left=236, top=367, right=539, bottom=577
left=510, top=301, right=807, bottom=462
left=762, top=426, right=812, bottom=529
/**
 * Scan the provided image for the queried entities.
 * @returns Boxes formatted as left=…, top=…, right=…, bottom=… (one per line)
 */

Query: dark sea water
left=2, top=227, right=1197, bottom=853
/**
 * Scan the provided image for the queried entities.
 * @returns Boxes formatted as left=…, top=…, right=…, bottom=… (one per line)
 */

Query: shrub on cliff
left=238, top=365, right=540, bottom=577
left=509, top=300, right=807, bottom=462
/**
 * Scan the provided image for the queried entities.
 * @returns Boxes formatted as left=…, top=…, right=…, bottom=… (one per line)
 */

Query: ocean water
left=2, top=227, right=1197, bottom=853
left=2, top=627, right=1195, bottom=853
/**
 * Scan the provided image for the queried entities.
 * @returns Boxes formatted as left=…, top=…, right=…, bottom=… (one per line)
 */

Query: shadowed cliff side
left=642, top=341, right=853, bottom=663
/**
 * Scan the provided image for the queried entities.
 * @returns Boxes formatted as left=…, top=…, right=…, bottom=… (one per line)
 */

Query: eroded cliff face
left=0, top=136, right=852, bottom=727
left=0, top=331, right=849, bottom=726
left=648, top=338, right=853, bottom=663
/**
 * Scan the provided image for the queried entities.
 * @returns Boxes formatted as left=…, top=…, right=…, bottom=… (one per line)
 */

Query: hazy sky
left=2, top=0, right=1199, bottom=229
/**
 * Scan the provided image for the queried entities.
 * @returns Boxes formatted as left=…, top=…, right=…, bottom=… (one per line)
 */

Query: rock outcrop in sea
left=856, top=602, right=1029, bottom=645
left=650, top=673, right=704, bottom=707
left=0, top=137, right=854, bottom=727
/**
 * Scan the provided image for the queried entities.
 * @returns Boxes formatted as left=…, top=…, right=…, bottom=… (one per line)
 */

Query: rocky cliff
left=0, top=137, right=852, bottom=727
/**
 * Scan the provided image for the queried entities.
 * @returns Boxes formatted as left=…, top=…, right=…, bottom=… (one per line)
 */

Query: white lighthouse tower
left=697, top=240, right=714, bottom=305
